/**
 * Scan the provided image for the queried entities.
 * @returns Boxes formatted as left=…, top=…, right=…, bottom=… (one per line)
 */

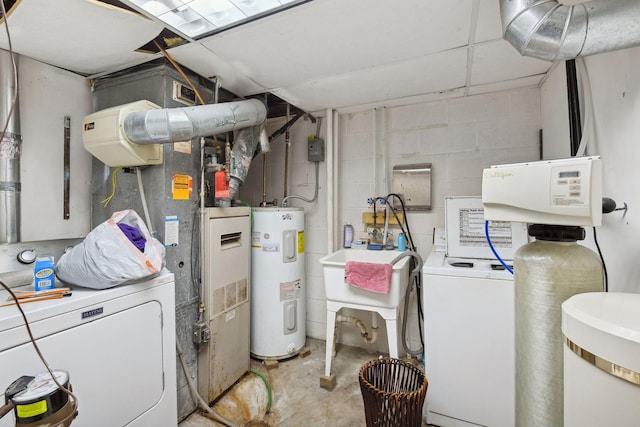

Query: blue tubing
left=484, top=220, right=514, bottom=275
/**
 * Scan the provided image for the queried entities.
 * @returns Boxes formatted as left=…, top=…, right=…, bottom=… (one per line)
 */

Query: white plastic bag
left=55, top=210, right=166, bottom=289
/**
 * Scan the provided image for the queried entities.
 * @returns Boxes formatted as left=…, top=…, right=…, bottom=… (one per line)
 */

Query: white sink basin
left=319, top=249, right=411, bottom=309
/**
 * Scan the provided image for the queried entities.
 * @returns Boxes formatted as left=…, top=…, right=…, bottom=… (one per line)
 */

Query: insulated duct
left=228, top=124, right=263, bottom=200
left=0, top=49, right=20, bottom=244
left=121, top=98, right=267, bottom=199
left=501, top=0, right=640, bottom=61
left=122, top=98, right=267, bottom=145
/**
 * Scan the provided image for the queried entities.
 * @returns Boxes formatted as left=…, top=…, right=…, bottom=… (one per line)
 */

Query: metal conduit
left=0, top=49, right=20, bottom=244
left=501, top=0, right=640, bottom=61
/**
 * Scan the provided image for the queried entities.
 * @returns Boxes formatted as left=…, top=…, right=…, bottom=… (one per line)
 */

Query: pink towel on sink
left=344, top=261, right=393, bottom=294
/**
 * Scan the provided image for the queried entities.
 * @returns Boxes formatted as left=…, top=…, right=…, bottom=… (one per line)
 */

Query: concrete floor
left=179, top=337, right=428, bottom=427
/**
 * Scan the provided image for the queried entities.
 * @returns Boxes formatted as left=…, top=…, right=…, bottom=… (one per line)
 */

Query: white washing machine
left=423, top=251, right=515, bottom=427
left=563, top=292, right=640, bottom=427
left=0, top=272, right=177, bottom=427
left=422, top=197, right=527, bottom=427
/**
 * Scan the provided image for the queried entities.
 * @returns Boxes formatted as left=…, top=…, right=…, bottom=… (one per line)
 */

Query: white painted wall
left=18, top=55, right=92, bottom=241
left=541, top=46, right=640, bottom=294
left=241, top=86, right=542, bottom=354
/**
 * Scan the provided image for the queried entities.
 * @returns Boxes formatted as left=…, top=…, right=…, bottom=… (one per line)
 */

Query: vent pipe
left=121, top=98, right=268, bottom=199
left=0, top=49, right=20, bottom=244
left=122, top=98, right=266, bottom=145
left=501, top=0, right=640, bottom=61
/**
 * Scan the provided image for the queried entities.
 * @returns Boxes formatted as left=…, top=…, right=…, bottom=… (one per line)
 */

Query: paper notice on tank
left=280, top=279, right=302, bottom=301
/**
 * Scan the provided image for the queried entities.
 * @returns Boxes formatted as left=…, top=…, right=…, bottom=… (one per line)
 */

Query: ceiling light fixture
left=122, top=0, right=312, bottom=40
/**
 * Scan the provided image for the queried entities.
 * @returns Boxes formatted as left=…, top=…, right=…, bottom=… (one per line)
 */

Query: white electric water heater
left=251, top=207, right=306, bottom=359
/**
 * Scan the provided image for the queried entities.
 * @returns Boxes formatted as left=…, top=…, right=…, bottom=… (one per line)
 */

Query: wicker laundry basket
left=358, top=357, right=428, bottom=427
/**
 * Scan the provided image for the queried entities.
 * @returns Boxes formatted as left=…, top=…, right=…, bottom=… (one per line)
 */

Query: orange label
left=172, top=174, right=192, bottom=200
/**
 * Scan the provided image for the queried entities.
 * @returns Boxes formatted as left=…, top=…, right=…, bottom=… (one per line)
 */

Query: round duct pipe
left=501, top=0, right=640, bottom=61
left=122, top=98, right=267, bottom=145
left=0, top=49, right=21, bottom=244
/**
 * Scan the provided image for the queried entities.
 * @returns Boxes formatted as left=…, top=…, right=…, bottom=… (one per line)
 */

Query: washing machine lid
left=422, top=251, right=514, bottom=280
left=562, top=292, right=640, bottom=376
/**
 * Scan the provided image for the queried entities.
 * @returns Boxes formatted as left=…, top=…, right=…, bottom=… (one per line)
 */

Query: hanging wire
left=99, top=166, right=122, bottom=207
left=592, top=227, right=609, bottom=292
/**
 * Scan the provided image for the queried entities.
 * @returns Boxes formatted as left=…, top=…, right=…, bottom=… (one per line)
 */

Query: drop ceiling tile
left=271, top=47, right=468, bottom=112
left=475, top=0, right=503, bottom=43
left=198, top=0, right=474, bottom=88
left=468, top=75, right=544, bottom=96
left=471, top=39, right=552, bottom=86
left=0, top=0, right=163, bottom=75
left=167, top=42, right=265, bottom=95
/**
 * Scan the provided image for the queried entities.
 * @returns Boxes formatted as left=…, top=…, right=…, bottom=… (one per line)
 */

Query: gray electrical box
left=308, top=137, right=325, bottom=162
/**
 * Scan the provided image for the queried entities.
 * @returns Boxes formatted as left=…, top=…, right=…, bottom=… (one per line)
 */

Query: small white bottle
left=343, top=222, right=354, bottom=248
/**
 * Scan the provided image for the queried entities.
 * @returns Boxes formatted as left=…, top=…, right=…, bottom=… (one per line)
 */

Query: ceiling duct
left=0, top=49, right=20, bottom=244
left=122, top=99, right=267, bottom=145
left=501, top=0, right=640, bottom=61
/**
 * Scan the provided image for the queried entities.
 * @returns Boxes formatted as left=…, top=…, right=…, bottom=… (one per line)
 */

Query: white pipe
left=199, top=137, right=206, bottom=310
left=326, top=109, right=335, bottom=251
left=381, top=107, right=389, bottom=195
left=332, top=110, right=340, bottom=250
left=136, top=167, right=154, bottom=235
left=372, top=108, right=378, bottom=196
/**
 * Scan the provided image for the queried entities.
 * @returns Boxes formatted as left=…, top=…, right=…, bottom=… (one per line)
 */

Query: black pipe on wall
left=566, top=59, right=582, bottom=156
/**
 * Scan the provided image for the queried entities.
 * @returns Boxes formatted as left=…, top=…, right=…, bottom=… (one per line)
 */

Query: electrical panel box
left=308, top=137, right=325, bottom=162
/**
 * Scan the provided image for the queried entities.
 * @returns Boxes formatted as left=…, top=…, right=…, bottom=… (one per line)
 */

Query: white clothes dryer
left=0, top=272, right=177, bottom=427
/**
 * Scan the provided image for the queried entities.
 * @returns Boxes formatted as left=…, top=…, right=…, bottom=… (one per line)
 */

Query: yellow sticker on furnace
left=172, top=174, right=192, bottom=200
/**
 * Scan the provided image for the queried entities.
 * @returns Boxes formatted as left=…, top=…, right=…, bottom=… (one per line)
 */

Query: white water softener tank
left=514, top=225, right=603, bottom=427
left=251, top=207, right=306, bottom=359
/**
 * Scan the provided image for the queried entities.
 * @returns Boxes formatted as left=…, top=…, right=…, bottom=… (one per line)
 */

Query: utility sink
left=319, top=248, right=411, bottom=309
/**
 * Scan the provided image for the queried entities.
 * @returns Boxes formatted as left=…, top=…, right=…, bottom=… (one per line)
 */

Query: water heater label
left=257, top=232, right=280, bottom=252
left=280, top=279, right=302, bottom=301
left=251, top=231, right=261, bottom=247
left=297, top=231, right=304, bottom=254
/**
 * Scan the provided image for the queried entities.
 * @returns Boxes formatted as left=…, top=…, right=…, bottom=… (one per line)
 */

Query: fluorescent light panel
left=125, top=0, right=309, bottom=39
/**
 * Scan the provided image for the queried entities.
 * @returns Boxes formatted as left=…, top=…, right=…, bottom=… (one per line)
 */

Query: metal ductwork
left=0, top=49, right=20, bottom=244
left=501, top=0, right=640, bottom=61
left=228, top=125, right=264, bottom=200
left=123, top=98, right=267, bottom=145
